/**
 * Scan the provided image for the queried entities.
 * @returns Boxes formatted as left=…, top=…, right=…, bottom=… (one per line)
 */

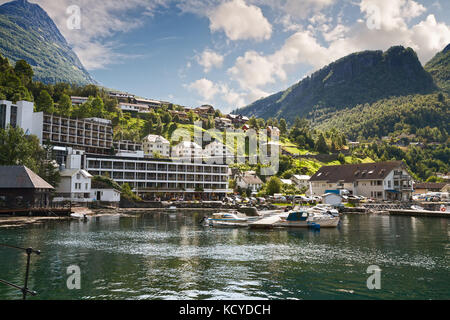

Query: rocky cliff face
left=236, top=46, right=437, bottom=121
left=0, top=0, right=95, bottom=84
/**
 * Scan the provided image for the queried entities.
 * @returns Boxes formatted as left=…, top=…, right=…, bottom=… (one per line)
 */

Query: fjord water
left=0, top=212, right=448, bottom=300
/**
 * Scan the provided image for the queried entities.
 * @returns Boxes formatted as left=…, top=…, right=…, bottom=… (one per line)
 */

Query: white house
left=171, top=141, right=203, bottom=161
left=280, top=179, right=293, bottom=186
left=203, top=140, right=232, bottom=164
left=236, top=174, right=264, bottom=194
left=55, top=169, right=93, bottom=203
left=291, top=175, right=311, bottom=189
left=90, top=187, right=121, bottom=203
left=267, top=126, right=281, bottom=138
left=142, top=134, right=170, bottom=157
left=309, top=161, right=413, bottom=201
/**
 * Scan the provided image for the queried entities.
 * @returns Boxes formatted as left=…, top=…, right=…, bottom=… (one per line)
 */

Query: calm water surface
left=0, top=212, right=448, bottom=300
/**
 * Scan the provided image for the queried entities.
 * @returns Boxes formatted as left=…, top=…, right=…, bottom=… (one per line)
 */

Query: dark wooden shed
left=0, top=166, right=54, bottom=209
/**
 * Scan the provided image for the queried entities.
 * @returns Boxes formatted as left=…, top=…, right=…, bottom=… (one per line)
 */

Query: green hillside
left=235, top=46, right=437, bottom=121
left=425, top=44, right=450, bottom=93
left=0, top=0, right=94, bottom=85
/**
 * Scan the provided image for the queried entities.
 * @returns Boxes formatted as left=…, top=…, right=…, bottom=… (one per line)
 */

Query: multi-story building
left=203, top=140, right=232, bottom=164
left=267, top=126, right=281, bottom=138
left=172, top=141, right=203, bottom=161
left=54, top=168, right=93, bottom=203
left=195, top=105, right=215, bottom=118
left=135, top=98, right=161, bottom=109
left=70, top=96, right=89, bottom=106
left=109, top=91, right=135, bottom=101
left=309, top=161, right=414, bottom=201
left=85, top=154, right=230, bottom=200
left=119, top=102, right=151, bottom=113
left=42, top=114, right=114, bottom=155
left=113, top=140, right=142, bottom=153
left=0, top=100, right=43, bottom=140
left=227, top=114, right=249, bottom=126
left=215, top=117, right=233, bottom=130
left=291, top=175, right=311, bottom=189
left=142, top=135, right=170, bottom=157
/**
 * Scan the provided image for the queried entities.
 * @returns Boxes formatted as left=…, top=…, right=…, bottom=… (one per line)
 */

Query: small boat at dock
left=273, top=211, right=340, bottom=228
left=202, top=212, right=251, bottom=227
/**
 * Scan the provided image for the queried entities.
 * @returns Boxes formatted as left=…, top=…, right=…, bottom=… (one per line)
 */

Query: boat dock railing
left=0, top=244, right=40, bottom=300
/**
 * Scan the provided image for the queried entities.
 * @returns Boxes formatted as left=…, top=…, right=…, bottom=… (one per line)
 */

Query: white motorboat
left=202, top=212, right=250, bottom=227
left=273, top=210, right=340, bottom=228
left=307, top=205, right=340, bottom=217
left=70, top=213, right=90, bottom=220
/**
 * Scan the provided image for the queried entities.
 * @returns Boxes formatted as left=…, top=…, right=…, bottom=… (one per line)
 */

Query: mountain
left=235, top=46, right=437, bottom=121
left=0, top=0, right=95, bottom=85
left=425, top=43, right=450, bottom=93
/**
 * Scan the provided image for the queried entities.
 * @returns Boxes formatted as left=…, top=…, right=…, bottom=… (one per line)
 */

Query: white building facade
left=172, top=141, right=203, bottom=161
left=85, top=155, right=230, bottom=200
left=142, top=135, right=170, bottom=157
left=310, top=161, right=413, bottom=201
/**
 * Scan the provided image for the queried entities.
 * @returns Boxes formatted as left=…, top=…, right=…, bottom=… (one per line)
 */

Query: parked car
left=257, top=197, right=266, bottom=204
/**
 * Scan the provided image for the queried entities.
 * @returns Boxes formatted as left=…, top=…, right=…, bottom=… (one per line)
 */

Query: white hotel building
left=85, top=154, right=230, bottom=200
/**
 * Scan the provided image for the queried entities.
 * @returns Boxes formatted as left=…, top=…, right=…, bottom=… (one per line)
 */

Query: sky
left=9, top=0, right=450, bottom=113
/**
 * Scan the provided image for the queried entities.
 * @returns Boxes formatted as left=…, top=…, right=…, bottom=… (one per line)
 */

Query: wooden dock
left=249, top=215, right=281, bottom=229
left=0, top=207, right=72, bottom=217
left=388, top=209, right=450, bottom=218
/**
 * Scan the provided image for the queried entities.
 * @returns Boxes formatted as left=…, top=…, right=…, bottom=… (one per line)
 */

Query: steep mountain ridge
left=235, top=46, right=437, bottom=121
left=425, top=43, right=450, bottom=93
left=0, top=0, right=95, bottom=84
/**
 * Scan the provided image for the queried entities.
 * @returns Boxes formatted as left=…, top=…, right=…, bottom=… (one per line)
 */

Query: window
left=0, top=104, right=6, bottom=129
left=10, top=106, right=17, bottom=128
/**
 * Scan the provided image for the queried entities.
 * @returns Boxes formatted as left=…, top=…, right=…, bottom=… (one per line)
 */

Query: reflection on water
left=0, top=212, right=448, bottom=300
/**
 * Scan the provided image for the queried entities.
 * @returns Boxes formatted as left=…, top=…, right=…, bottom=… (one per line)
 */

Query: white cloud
left=208, top=0, right=272, bottom=41
left=226, top=0, right=450, bottom=107
left=410, top=14, right=450, bottom=62
left=360, top=0, right=426, bottom=31
left=196, top=49, right=224, bottom=73
left=186, top=78, right=220, bottom=101
left=186, top=78, right=247, bottom=110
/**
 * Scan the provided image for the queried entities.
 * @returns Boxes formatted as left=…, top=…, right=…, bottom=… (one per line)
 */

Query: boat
left=168, top=206, right=177, bottom=211
left=202, top=212, right=250, bottom=227
left=70, top=213, right=90, bottom=221
left=411, top=205, right=424, bottom=211
left=209, top=220, right=249, bottom=228
left=307, top=205, right=340, bottom=217
left=273, top=210, right=340, bottom=228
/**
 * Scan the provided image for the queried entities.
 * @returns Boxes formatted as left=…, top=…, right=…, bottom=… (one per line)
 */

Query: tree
left=337, top=152, right=346, bottom=164
left=315, top=133, right=329, bottom=153
left=57, top=94, right=72, bottom=116
left=36, top=90, right=55, bottom=113
left=14, top=60, right=34, bottom=85
left=91, top=96, right=105, bottom=117
left=266, top=176, right=282, bottom=195
left=0, top=126, right=60, bottom=186
left=279, top=119, right=287, bottom=135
